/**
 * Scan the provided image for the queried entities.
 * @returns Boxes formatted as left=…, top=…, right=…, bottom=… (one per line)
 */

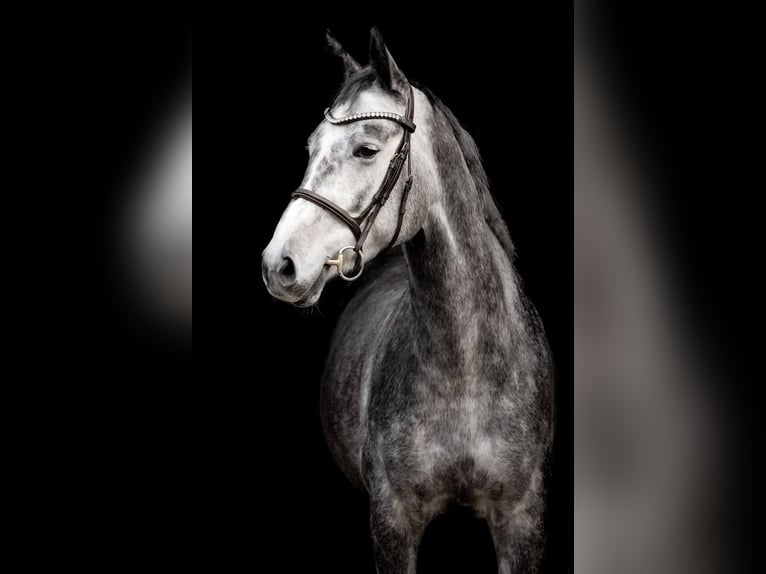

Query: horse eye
left=354, top=145, right=379, bottom=159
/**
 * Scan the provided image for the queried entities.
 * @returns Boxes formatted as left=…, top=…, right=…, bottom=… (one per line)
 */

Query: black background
left=19, top=6, right=572, bottom=572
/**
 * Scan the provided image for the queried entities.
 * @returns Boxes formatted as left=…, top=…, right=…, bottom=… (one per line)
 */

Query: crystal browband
left=323, top=108, right=416, bottom=133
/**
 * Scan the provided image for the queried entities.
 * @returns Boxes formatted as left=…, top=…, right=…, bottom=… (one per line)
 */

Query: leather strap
left=291, top=85, right=416, bottom=276
left=291, top=188, right=362, bottom=239
left=324, top=108, right=416, bottom=133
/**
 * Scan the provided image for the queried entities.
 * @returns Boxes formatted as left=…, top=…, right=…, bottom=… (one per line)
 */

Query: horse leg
left=369, top=494, right=424, bottom=574
left=487, top=504, right=545, bottom=574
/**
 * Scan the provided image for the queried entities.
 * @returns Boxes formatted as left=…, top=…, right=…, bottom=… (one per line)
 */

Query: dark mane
left=420, top=87, right=516, bottom=261
left=331, top=73, right=516, bottom=261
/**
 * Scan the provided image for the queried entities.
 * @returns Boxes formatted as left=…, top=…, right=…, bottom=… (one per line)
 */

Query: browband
left=323, top=108, right=416, bottom=133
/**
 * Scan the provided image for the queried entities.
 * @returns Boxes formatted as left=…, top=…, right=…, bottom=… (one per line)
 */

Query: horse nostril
left=277, top=256, right=296, bottom=287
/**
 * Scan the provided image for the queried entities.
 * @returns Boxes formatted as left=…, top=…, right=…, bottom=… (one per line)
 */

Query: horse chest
left=366, top=370, right=513, bottom=476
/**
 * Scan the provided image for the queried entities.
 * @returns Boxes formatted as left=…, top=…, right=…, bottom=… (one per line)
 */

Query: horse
left=262, top=28, right=554, bottom=574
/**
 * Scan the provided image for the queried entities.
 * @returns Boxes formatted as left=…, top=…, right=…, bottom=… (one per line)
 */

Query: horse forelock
left=329, top=67, right=406, bottom=113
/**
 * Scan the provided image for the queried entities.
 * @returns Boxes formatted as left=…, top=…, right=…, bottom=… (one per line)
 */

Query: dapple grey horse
left=262, top=28, right=553, bottom=574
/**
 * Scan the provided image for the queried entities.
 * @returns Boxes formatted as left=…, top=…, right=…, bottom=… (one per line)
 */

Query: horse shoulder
left=319, top=256, right=411, bottom=486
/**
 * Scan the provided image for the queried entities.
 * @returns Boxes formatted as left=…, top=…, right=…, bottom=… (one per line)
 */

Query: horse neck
left=403, top=107, right=519, bottom=368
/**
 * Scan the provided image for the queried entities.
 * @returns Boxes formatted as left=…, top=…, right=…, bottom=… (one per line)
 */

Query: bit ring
left=326, top=246, right=364, bottom=281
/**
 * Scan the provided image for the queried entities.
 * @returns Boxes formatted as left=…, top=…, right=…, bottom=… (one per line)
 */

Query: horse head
left=262, top=28, right=436, bottom=306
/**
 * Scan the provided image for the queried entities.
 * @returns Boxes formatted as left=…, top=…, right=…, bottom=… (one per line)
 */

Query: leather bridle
left=291, top=85, right=416, bottom=281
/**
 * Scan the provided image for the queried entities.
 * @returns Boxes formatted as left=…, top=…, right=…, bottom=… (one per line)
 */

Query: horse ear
left=326, top=29, right=361, bottom=79
left=368, top=26, right=408, bottom=94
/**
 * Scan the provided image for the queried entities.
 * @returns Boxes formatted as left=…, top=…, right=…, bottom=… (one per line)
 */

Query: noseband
left=291, top=85, right=416, bottom=281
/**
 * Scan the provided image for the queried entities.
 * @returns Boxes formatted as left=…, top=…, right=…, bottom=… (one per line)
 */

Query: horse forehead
left=310, top=119, right=395, bottom=154
left=309, top=122, right=345, bottom=154
left=308, top=88, right=403, bottom=152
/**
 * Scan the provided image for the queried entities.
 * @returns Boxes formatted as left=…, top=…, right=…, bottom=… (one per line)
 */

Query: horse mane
left=419, top=87, right=516, bottom=261
left=330, top=70, right=516, bottom=261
